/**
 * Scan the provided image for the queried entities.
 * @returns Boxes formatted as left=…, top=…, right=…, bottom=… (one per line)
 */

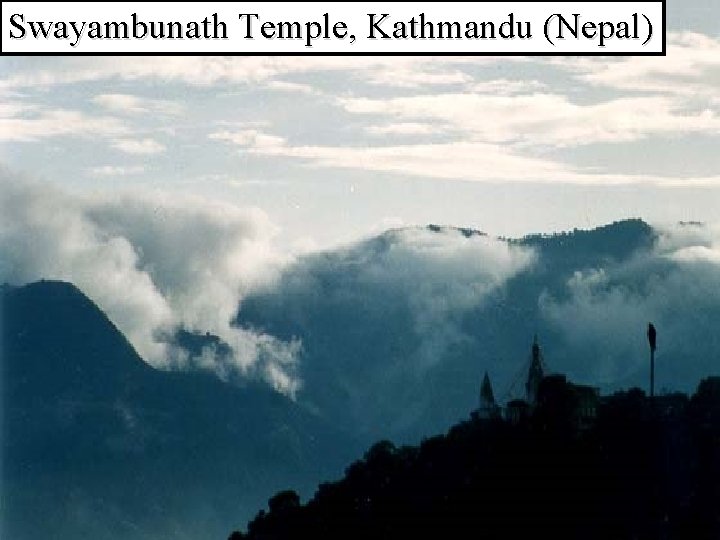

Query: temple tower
left=525, top=334, right=544, bottom=406
left=478, top=371, right=500, bottom=419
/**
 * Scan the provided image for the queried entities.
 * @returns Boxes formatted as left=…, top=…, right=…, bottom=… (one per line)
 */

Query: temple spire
left=526, top=334, right=544, bottom=406
left=478, top=371, right=500, bottom=419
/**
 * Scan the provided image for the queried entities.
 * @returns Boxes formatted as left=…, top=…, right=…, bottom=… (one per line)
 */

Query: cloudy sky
left=2, top=2, right=719, bottom=249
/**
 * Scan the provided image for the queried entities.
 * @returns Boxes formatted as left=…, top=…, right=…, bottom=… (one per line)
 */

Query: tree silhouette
left=228, top=375, right=720, bottom=540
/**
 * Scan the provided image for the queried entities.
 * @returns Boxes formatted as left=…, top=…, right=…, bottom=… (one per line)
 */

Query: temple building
left=525, top=335, right=544, bottom=407
left=498, top=335, right=599, bottom=428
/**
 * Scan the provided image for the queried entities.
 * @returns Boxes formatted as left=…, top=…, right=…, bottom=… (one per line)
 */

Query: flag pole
left=650, top=346, right=655, bottom=399
left=647, top=323, right=656, bottom=399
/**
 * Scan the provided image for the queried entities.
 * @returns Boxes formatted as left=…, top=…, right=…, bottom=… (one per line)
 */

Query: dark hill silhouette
left=517, top=218, right=655, bottom=265
left=2, top=281, right=361, bottom=540
left=230, top=376, right=720, bottom=540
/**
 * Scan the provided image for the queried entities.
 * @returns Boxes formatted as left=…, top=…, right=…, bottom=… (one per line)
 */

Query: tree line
left=228, top=376, right=720, bottom=540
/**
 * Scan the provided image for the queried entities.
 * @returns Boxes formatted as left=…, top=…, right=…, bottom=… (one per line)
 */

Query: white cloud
left=364, top=67, right=473, bottom=88
left=263, top=80, right=318, bottom=95
left=1, top=34, right=715, bottom=104
left=0, top=32, right=718, bottom=227
left=93, top=93, right=183, bottom=115
left=340, top=93, right=720, bottom=147
left=277, top=226, right=537, bottom=380
left=256, top=140, right=572, bottom=181
left=112, top=138, right=166, bottom=155
left=209, top=129, right=573, bottom=181
left=0, top=173, right=301, bottom=396
left=210, top=127, right=720, bottom=186
left=570, top=32, right=720, bottom=98
left=209, top=129, right=286, bottom=149
left=365, top=122, right=438, bottom=136
left=0, top=108, right=129, bottom=142
left=0, top=99, right=37, bottom=118
left=88, top=165, right=147, bottom=177
left=0, top=56, right=501, bottom=90
left=366, top=227, right=537, bottom=370
left=468, top=79, right=548, bottom=95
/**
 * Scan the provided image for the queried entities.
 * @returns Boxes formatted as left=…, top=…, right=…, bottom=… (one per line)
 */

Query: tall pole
left=650, top=347, right=655, bottom=399
left=647, top=323, right=657, bottom=399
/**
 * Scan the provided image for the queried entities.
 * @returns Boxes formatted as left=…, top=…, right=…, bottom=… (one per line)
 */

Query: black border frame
left=1, top=0, right=667, bottom=56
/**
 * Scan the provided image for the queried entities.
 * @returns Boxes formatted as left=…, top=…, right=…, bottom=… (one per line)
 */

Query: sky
left=1, top=1, right=719, bottom=251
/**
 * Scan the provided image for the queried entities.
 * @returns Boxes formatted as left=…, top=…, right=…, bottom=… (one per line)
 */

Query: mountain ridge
left=2, top=280, right=360, bottom=540
left=235, top=217, right=714, bottom=443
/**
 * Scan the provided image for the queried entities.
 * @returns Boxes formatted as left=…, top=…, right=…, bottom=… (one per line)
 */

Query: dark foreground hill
left=230, top=377, right=720, bottom=540
left=1, top=281, right=360, bottom=540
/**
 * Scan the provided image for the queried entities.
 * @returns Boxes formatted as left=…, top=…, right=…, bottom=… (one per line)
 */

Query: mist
left=0, top=171, right=301, bottom=395
left=236, top=225, right=539, bottom=438
left=540, top=221, right=720, bottom=390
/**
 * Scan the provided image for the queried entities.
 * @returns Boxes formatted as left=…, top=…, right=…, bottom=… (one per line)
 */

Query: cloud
left=0, top=96, right=170, bottom=156
left=209, top=129, right=286, bottom=149
left=468, top=79, right=548, bottom=95
left=569, top=32, right=720, bottom=98
left=210, top=127, right=720, bottom=186
left=112, top=138, right=166, bottom=155
left=209, top=128, right=575, bottom=181
left=339, top=93, right=720, bottom=147
left=3, top=34, right=716, bottom=191
left=0, top=56, right=505, bottom=90
left=539, top=222, right=720, bottom=387
left=88, top=165, right=147, bottom=177
left=263, top=80, right=318, bottom=95
left=0, top=108, right=129, bottom=142
left=363, top=66, right=473, bottom=88
left=360, top=227, right=537, bottom=370
left=3, top=34, right=712, bottom=100
left=259, top=140, right=572, bottom=181
left=365, top=123, right=438, bottom=136
left=236, top=225, right=538, bottom=437
left=93, top=93, right=183, bottom=115
left=0, top=98, right=37, bottom=118
left=0, top=171, right=301, bottom=396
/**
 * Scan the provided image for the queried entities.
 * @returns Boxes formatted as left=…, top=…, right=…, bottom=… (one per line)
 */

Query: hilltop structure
left=477, top=372, right=501, bottom=420
left=482, top=335, right=599, bottom=427
left=526, top=335, right=544, bottom=406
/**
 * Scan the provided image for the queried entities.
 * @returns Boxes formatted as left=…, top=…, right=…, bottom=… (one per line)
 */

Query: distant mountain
left=237, top=219, right=720, bottom=443
left=1, top=281, right=360, bottom=540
